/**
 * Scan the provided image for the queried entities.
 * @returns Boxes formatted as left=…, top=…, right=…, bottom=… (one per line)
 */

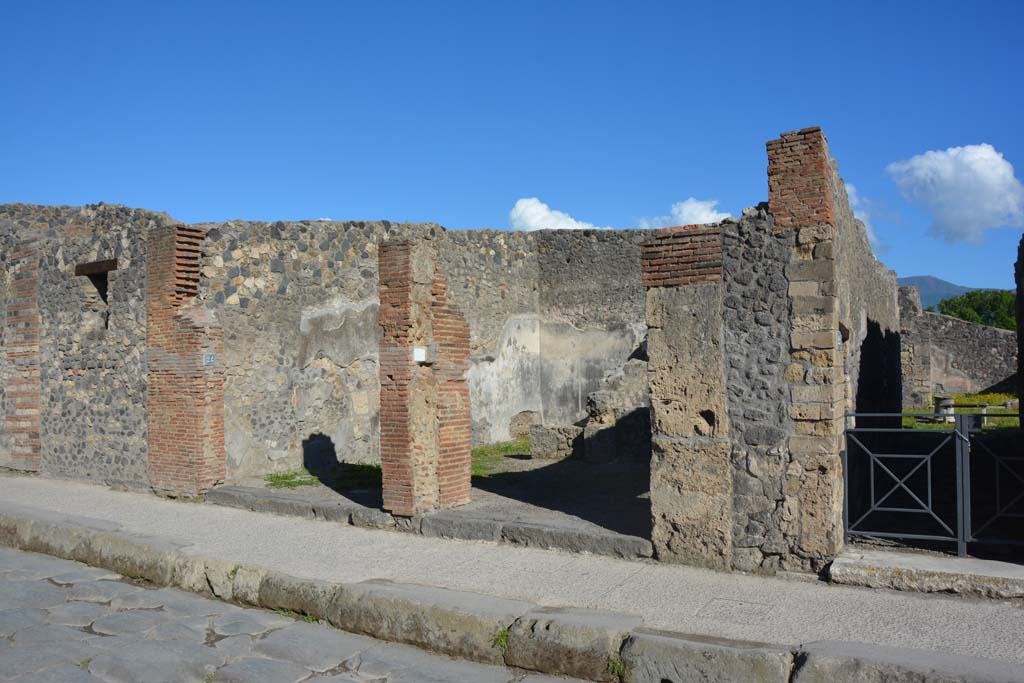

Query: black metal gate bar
left=843, top=412, right=1023, bottom=557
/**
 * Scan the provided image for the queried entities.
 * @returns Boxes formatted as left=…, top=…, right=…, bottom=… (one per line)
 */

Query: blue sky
left=2, top=1, right=1022, bottom=288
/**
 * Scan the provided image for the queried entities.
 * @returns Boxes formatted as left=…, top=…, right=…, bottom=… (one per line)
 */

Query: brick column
left=3, top=239, right=42, bottom=471
left=642, top=225, right=733, bottom=568
left=378, top=239, right=471, bottom=516
left=146, top=223, right=225, bottom=496
left=767, top=127, right=846, bottom=566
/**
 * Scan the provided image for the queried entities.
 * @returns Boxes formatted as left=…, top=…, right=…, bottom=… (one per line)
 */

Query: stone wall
left=720, top=208, right=795, bottom=572
left=643, top=224, right=732, bottom=568
left=829, top=164, right=901, bottom=417
left=195, top=219, right=436, bottom=478
left=899, top=286, right=1018, bottom=407
left=0, top=205, right=167, bottom=485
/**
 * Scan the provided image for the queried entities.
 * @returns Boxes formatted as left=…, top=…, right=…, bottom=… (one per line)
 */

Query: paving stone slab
left=49, top=568, right=123, bottom=585
left=46, top=601, right=109, bottom=627
left=0, top=579, right=67, bottom=608
left=146, top=614, right=211, bottom=642
left=792, top=640, right=1024, bottom=683
left=329, top=579, right=534, bottom=665
left=386, top=656, right=515, bottom=683
left=348, top=641, right=433, bottom=678
left=85, top=639, right=225, bottom=683
left=6, top=623, right=93, bottom=645
left=214, top=611, right=292, bottom=636
left=140, top=586, right=239, bottom=616
left=67, top=580, right=143, bottom=603
left=506, top=607, right=643, bottom=682
left=0, top=641, right=96, bottom=678
left=316, top=674, right=377, bottom=683
left=620, top=628, right=793, bottom=683
left=90, top=608, right=173, bottom=635
left=214, top=634, right=256, bottom=660
left=212, top=656, right=312, bottom=683
left=8, top=664, right=106, bottom=683
left=253, top=621, right=378, bottom=672
left=0, top=607, right=48, bottom=635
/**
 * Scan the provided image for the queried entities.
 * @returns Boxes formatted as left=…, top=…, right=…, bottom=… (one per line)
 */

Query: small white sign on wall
left=203, top=353, right=217, bottom=367
left=413, top=347, right=428, bottom=364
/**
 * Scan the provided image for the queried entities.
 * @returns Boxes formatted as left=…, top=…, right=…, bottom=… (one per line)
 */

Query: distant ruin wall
left=1017, top=235, right=1023, bottom=418
left=899, top=286, right=1017, bottom=407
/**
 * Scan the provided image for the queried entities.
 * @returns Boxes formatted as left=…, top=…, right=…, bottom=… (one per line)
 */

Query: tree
left=936, top=289, right=1017, bottom=331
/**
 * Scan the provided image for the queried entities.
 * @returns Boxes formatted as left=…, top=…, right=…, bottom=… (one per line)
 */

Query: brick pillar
left=3, top=239, right=42, bottom=471
left=378, top=239, right=471, bottom=516
left=146, top=223, right=225, bottom=496
left=767, top=127, right=846, bottom=567
left=642, top=225, right=733, bottom=569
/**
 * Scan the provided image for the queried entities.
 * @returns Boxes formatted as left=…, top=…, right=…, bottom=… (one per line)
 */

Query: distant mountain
left=897, top=276, right=976, bottom=309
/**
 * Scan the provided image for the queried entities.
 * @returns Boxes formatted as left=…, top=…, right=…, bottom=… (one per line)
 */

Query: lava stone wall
left=720, top=208, right=796, bottom=572
left=0, top=204, right=163, bottom=486
left=899, top=286, right=1017, bottom=407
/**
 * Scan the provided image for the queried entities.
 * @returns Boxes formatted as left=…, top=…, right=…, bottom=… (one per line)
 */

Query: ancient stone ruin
left=1, top=127, right=1017, bottom=573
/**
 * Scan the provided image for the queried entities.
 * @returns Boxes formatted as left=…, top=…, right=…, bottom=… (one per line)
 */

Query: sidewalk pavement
left=2, top=474, right=1022, bottom=667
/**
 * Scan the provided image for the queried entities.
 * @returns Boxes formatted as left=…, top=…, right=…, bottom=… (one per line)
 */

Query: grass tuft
left=607, top=655, right=625, bottom=678
left=265, top=464, right=382, bottom=490
left=492, top=627, right=510, bottom=652
left=471, top=438, right=530, bottom=478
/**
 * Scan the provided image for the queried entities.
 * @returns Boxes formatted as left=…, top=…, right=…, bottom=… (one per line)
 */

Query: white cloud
left=508, top=196, right=731, bottom=232
left=886, top=143, right=1024, bottom=242
left=508, top=197, right=610, bottom=231
left=845, top=183, right=880, bottom=249
left=638, top=197, right=730, bottom=229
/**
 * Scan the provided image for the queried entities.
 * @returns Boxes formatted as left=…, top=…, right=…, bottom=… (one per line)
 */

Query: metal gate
left=843, top=413, right=1023, bottom=557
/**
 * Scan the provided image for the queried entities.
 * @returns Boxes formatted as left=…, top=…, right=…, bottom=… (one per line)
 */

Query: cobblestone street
left=0, top=547, right=575, bottom=683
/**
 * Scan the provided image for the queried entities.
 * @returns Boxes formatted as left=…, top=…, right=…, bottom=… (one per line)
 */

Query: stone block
left=650, top=437, right=733, bottom=568
left=785, top=259, right=835, bottom=283
left=257, top=571, right=340, bottom=622
left=501, top=522, right=653, bottom=559
left=621, top=628, right=793, bottom=683
left=529, top=424, right=582, bottom=460
left=420, top=512, right=503, bottom=542
left=792, top=641, right=1024, bottom=683
left=506, top=607, right=643, bottom=682
left=327, top=579, right=533, bottom=665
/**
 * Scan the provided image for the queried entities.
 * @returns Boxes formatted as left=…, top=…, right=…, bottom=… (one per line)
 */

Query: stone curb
left=829, top=550, right=1024, bottom=601
left=0, top=504, right=1021, bottom=683
left=206, top=484, right=654, bottom=559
